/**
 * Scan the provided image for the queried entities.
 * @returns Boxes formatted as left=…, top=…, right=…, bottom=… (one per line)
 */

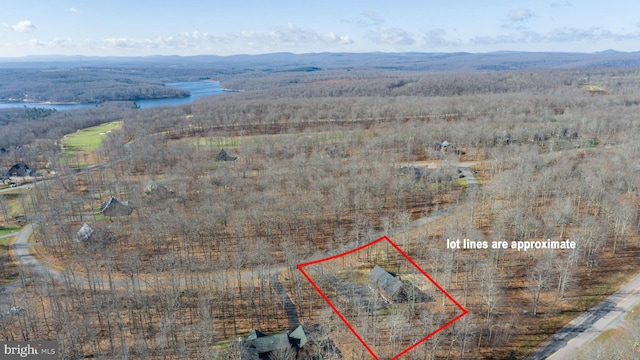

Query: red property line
left=297, top=235, right=468, bottom=360
left=385, top=236, right=468, bottom=316
left=298, top=236, right=388, bottom=267
left=297, top=265, right=378, bottom=358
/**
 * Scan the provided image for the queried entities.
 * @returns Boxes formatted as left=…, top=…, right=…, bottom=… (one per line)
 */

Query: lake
left=136, top=81, right=228, bottom=109
left=0, top=81, right=228, bottom=111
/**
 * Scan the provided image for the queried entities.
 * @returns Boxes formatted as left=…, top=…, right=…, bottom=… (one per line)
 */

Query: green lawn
left=0, top=226, right=21, bottom=237
left=193, top=137, right=241, bottom=150
left=0, top=192, right=27, bottom=219
left=0, top=233, right=18, bottom=244
left=0, top=233, right=18, bottom=285
left=63, top=121, right=122, bottom=153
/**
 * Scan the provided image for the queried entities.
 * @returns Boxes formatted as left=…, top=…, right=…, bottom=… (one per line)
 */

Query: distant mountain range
left=1, top=51, right=640, bottom=71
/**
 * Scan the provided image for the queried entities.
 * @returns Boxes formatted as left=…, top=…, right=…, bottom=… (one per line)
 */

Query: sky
left=1, top=1, right=639, bottom=57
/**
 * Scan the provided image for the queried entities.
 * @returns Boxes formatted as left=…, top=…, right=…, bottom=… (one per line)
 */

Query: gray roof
left=8, top=162, right=31, bottom=177
left=245, top=333, right=290, bottom=356
left=75, top=223, right=93, bottom=242
left=246, top=329, right=266, bottom=340
left=369, top=265, right=403, bottom=300
left=100, top=197, right=133, bottom=216
left=288, top=325, right=307, bottom=348
left=243, top=326, right=308, bottom=358
left=215, top=149, right=237, bottom=161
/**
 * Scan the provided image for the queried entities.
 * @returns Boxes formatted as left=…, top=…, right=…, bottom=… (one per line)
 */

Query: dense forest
left=1, top=54, right=640, bottom=359
left=0, top=68, right=190, bottom=104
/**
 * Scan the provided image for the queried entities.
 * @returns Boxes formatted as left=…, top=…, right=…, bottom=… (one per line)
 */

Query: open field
left=61, top=120, right=122, bottom=166
left=0, top=234, right=18, bottom=285
left=0, top=191, right=29, bottom=220
left=0, top=226, right=20, bottom=237
left=63, top=121, right=122, bottom=153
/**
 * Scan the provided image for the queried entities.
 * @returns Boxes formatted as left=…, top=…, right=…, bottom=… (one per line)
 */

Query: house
left=325, top=145, right=348, bottom=158
left=368, top=265, right=433, bottom=304
left=8, top=162, right=31, bottom=177
left=75, top=223, right=94, bottom=242
left=215, top=149, right=237, bottom=162
left=369, top=265, right=403, bottom=303
left=242, top=325, right=307, bottom=359
left=144, top=181, right=173, bottom=196
left=100, top=197, right=133, bottom=217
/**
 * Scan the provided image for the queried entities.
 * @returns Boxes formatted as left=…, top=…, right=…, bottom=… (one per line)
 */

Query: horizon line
left=0, top=48, right=632, bottom=60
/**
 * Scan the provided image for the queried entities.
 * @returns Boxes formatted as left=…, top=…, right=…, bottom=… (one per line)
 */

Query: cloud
left=102, top=31, right=225, bottom=50
left=545, top=27, right=636, bottom=42
left=361, top=11, right=384, bottom=25
left=327, top=32, right=353, bottom=44
left=470, top=26, right=640, bottom=46
left=69, top=7, right=79, bottom=13
left=508, top=8, right=536, bottom=22
left=36, top=25, right=355, bottom=54
left=26, top=23, right=345, bottom=54
left=423, top=29, right=461, bottom=47
left=367, top=27, right=415, bottom=45
left=10, top=20, right=35, bottom=33
left=265, top=23, right=352, bottom=45
left=341, top=11, right=384, bottom=28
left=550, top=1, right=572, bottom=8
left=30, top=37, right=80, bottom=49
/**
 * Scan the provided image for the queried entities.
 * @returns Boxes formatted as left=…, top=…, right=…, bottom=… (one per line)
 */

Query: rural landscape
left=1, top=50, right=640, bottom=360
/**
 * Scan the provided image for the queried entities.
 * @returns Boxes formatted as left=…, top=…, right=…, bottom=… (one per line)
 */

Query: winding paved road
left=12, top=225, right=63, bottom=281
left=0, top=163, right=640, bottom=360
left=0, top=163, right=478, bottom=317
left=3, top=141, right=637, bottom=358
left=6, top=160, right=640, bottom=359
left=0, top=224, right=64, bottom=316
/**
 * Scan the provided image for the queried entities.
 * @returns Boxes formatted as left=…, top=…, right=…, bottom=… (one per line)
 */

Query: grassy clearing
left=193, top=137, right=241, bottom=150
left=191, top=130, right=362, bottom=151
left=0, top=235, right=18, bottom=285
left=63, top=121, right=122, bottom=154
left=0, top=226, right=21, bottom=237
left=0, top=192, right=27, bottom=219
left=624, top=302, right=640, bottom=321
left=456, top=177, right=468, bottom=188
left=594, top=327, right=624, bottom=343
left=580, top=83, right=607, bottom=93
left=0, top=236, right=15, bottom=246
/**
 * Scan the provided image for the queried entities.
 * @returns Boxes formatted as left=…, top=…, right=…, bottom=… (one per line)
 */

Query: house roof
left=8, top=162, right=31, bottom=177
left=215, top=149, right=237, bottom=161
left=76, top=223, right=94, bottom=242
left=244, top=326, right=308, bottom=358
left=246, top=329, right=266, bottom=340
left=288, top=325, right=307, bottom=348
left=100, top=197, right=133, bottom=216
left=245, top=333, right=291, bottom=355
left=369, top=265, right=403, bottom=298
left=144, top=181, right=172, bottom=197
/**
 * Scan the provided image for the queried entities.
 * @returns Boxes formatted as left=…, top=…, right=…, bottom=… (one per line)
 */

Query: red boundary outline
left=297, top=235, right=468, bottom=360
